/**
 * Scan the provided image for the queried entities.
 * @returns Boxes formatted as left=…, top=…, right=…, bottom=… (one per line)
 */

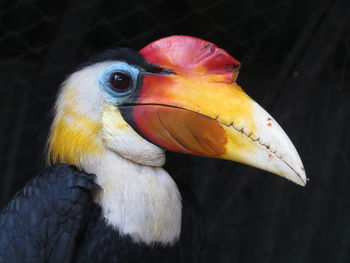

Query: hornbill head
left=48, top=35, right=306, bottom=186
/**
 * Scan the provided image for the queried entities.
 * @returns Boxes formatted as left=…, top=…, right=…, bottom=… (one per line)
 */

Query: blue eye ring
left=100, top=62, right=140, bottom=99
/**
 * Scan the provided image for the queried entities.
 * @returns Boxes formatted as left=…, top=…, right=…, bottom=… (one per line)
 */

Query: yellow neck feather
left=47, top=103, right=103, bottom=168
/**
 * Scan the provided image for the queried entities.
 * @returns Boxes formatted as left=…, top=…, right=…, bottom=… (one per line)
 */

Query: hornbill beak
left=120, top=36, right=307, bottom=186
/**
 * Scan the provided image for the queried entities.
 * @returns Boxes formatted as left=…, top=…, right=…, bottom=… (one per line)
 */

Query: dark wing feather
left=0, top=164, right=98, bottom=263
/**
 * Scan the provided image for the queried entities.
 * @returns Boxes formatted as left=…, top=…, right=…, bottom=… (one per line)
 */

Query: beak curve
left=120, top=72, right=306, bottom=186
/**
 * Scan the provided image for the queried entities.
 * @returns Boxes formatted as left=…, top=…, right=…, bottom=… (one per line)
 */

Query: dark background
left=0, top=0, right=349, bottom=262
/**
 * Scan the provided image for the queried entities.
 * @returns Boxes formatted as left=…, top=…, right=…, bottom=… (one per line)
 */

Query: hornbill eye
left=110, top=72, right=131, bottom=92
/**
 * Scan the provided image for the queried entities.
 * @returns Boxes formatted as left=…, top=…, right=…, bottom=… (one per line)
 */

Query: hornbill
left=0, top=36, right=306, bottom=262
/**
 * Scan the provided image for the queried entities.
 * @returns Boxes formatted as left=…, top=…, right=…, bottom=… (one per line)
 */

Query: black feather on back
left=0, top=164, right=99, bottom=263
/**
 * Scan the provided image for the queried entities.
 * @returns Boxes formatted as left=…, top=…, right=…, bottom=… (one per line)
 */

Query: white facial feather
left=58, top=63, right=108, bottom=121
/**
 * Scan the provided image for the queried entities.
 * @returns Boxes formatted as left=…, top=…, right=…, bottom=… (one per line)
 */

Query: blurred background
left=0, top=0, right=349, bottom=262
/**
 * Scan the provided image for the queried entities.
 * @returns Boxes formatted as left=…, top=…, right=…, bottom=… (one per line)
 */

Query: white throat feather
left=81, top=150, right=182, bottom=245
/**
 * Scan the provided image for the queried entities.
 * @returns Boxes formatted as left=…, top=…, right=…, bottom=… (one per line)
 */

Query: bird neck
left=80, top=148, right=182, bottom=246
left=48, top=87, right=181, bottom=245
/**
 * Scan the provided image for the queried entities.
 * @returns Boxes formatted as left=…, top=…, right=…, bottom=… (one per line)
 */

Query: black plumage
left=0, top=164, right=205, bottom=262
left=76, top=48, right=163, bottom=73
